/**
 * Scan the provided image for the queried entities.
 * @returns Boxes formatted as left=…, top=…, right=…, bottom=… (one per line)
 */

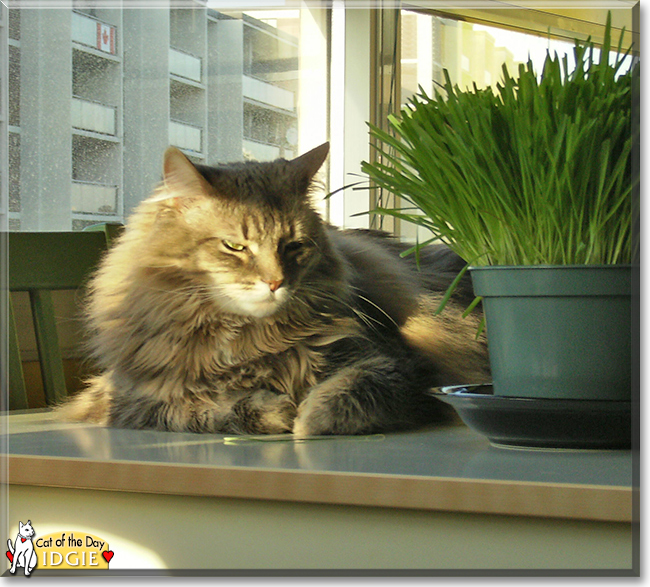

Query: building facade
left=5, top=4, right=299, bottom=230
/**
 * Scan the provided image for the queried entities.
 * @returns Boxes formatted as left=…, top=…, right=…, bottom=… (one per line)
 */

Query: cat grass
left=362, top=14, right=638, bottom=267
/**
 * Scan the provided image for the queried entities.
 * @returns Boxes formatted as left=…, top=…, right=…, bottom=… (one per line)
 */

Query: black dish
left=430, top=384, right=632, bottom=449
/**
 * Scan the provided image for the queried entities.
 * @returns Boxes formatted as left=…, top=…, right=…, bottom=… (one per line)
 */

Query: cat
left=57, top=143, right=489, bottom=436
left=7, top=520, right=37, bottom=576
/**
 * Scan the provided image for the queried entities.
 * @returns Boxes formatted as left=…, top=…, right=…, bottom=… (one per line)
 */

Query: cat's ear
left=291, top=143, right=329, bottom=180
left=162, top=146, right=212, bottom=205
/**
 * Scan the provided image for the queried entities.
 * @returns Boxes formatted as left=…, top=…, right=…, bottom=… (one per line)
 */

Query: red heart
left=6, top=550, right=13, bottom=563
left=21, top=538, right=26, bottom=543
left=102, top=550, right=114, bottom=563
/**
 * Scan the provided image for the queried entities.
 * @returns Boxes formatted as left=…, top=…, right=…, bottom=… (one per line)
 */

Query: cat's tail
left=399, top=294, right=491, bottom=386
left=54, top=374, right=112, bottom=425
left=7, top=539, right=14, bottom=554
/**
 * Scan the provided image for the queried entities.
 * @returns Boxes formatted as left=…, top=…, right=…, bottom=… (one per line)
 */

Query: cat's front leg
left=293, top=355, right=432, bottom=436
left=293, top=367, right=374, bottom=436
left=223, top=390, right=297, bottom=435
left=27, top=550, right=37, bottom=575
left=106, top=381, right=296, bottom=435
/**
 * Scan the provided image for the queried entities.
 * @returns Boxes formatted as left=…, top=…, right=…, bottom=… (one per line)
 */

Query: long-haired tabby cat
left=58, top=143, right=489, bottom=436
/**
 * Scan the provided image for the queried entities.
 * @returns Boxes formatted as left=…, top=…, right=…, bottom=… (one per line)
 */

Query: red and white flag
left=97, top=23, right=116, bottom=54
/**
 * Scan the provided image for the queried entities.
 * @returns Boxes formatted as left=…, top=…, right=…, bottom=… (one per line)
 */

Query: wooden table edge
left=2, top=454, right=635, bottom=523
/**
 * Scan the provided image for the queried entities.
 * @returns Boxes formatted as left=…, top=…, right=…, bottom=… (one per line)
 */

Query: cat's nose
left=265, top=279, right=283, bottom=293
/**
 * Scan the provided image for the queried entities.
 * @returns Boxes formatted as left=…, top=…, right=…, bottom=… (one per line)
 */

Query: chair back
left=7, top=226, right=120, bottom=410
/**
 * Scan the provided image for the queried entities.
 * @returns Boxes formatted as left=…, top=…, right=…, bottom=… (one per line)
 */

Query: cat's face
left=179, top=198, right=316, bottom=318
left=19, top=521, right=34, bottom=537
left=142, top=145, right=331, bottom=319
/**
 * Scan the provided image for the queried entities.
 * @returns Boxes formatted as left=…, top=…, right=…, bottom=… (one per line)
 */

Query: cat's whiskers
left=305, top=236, right=322, bottom=252
left=136, top=262, right=184, bottom=270
left=293, top=284, right=383, bottom=331
left=136, top=283, right=215, bottom=302
left=350, top=288, right=399, bottom=328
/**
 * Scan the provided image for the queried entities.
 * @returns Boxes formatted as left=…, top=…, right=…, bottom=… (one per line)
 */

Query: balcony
left=71, top=181, right=118, bottom=215
left=169, top=120, right=202, bottom=153
left=242, top=76, right=294, bottom=112
left=169, top=48, right=202, bottom=83
left=72, top=11, right=117, bottom=56
left=71, top=97, right=117, bottom=136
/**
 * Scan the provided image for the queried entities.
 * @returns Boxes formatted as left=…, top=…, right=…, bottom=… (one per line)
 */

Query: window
left=1, top=3, right=328, bottom=231
left=386, top=5, right=637, bottom=242
left=0, top=2, right=637, bottom=234
left=396, top=10, right=578, bottom=242
left=399, top=9, right=635, bottom=100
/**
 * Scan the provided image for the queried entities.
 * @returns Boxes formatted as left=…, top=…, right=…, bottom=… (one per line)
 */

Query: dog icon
left=7, top=520, right=38, bottom=576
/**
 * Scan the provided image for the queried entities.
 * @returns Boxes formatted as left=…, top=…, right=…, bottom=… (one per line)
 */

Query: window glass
left=3, top=5, right=328, bottom=231
left=400, top=11, right=577, bottom=103
left=397, top=10, right=633, bottom=243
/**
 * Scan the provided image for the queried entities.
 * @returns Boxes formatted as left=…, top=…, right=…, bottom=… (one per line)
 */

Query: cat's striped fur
left=57, top=143, right=489, bottom=435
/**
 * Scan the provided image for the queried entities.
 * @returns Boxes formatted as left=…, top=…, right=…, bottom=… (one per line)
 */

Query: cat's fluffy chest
left=92, top=272, right=356, bottom=405
left=165, top=306, right=357, bottom=403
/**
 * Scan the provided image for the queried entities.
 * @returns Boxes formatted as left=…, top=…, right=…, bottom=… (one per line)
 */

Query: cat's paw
left=293, top=385, right=371, bottom=437
left=258, top=393, right=297, bottom=434
left=292, top=412, right=322, bottom=437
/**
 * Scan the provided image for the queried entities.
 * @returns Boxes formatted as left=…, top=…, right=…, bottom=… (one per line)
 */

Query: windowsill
left=2, top=410, right=635, bottom=523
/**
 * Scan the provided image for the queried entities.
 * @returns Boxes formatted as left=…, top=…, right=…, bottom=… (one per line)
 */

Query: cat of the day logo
left=6, top=520, right=114, bottom=575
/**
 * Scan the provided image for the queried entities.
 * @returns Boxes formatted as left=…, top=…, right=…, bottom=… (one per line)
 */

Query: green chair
left=7, top=224, right=122, bottom=411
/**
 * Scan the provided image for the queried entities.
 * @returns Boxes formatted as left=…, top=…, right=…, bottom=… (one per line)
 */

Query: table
left=2, top=410, right=638, bottom=574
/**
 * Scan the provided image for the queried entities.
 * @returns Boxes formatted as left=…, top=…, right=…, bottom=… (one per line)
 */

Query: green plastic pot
left=470, top=265, right=632, bottom=400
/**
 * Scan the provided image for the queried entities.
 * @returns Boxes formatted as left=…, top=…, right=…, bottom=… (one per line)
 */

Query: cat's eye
left=222, top=239, right=246, bottom=252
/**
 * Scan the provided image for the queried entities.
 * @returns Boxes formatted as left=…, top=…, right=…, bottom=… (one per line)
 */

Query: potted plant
left=361, top=16, right=638, bottom=409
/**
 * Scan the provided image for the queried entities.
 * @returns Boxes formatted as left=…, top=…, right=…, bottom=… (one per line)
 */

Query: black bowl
left=429, top=384, right=632, bottom=449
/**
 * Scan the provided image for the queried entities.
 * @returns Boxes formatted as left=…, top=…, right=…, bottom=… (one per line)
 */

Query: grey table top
left=3, top=410, right=634, bottom=488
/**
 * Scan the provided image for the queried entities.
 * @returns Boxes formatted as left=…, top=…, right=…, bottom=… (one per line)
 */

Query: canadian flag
left=97, top=23, right=116, bottom=54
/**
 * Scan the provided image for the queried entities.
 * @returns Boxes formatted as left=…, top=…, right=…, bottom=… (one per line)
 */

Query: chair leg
left=8, top=296, right=29, bottom=410
left=30, top=290, right=68, bottom=406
